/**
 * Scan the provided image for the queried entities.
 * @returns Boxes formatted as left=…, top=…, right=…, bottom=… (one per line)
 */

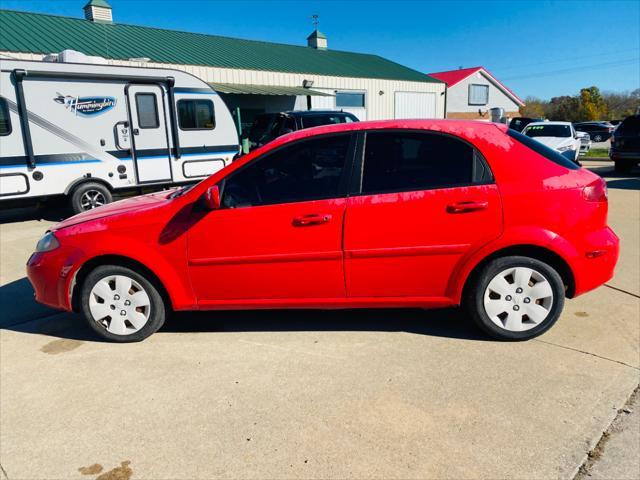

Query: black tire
left=463, top=256, right=565, bottom=341
left=614, top=160, right=633, bottom=174
left=80, top=265, right=166, bottom=342
left=70, top=182, right=113, bottom=214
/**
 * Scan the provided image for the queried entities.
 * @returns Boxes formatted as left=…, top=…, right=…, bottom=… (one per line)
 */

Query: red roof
left=428, top=66, right=524, bottom=106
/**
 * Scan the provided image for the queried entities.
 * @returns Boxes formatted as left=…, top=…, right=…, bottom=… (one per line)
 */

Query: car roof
left=248, top=119, right=508, bottom=152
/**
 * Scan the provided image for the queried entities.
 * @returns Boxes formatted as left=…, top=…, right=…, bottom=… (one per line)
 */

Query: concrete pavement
left=1, top=161, right=638, bottom=479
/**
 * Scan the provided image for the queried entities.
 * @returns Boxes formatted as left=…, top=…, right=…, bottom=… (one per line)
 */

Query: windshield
left=523, top=124, right=571, bottom=138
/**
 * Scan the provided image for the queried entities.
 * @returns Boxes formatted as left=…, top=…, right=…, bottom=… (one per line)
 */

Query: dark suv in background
left=245, top=110, right=359, bottom=151
left=610, top=115, right=640, bottom=173
left=574, top=122, right=615, bottom=143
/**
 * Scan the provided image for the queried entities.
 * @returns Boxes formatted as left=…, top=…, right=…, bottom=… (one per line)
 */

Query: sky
left=1, top=0, right=639, bottom=100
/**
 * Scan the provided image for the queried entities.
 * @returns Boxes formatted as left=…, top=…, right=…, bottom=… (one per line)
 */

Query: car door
left=343, top=130, right=503, bottom=299
left=187, top=132, right=355, bottom=304
left=127, top=85, right=173, bottom=183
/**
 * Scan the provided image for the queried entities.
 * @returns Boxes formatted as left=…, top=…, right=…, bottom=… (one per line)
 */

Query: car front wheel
left=464, top=256, right=565, bottom=340
left=80, top=265, right=166, bottom=342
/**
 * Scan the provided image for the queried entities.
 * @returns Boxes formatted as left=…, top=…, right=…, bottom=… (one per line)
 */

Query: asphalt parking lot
left=1, top=160, right=638, bottom=480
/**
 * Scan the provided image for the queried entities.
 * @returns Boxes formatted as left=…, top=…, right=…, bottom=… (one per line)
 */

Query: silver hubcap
left=80, top=190, right=106, bottom=210
left=483, top=267, right=553, bottom=332
left=89, top=275, right=151, bottom=336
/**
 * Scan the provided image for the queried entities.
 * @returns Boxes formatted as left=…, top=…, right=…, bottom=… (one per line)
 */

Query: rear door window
left=361, top=131, right=491, bottom=194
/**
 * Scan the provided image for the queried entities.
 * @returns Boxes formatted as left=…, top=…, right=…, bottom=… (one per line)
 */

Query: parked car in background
left=610, top=115, right=640, bottom=173
left=27, top=120, right=618, bottom=343
left=246, top=110, right=359, bottom=150
left=509, top=117, right=544, bottom=132
left=521, top=121, right=581, bottom=163
left=576, top=131, right=591, bottom=154
left=574, top=122, right=615, bottom=143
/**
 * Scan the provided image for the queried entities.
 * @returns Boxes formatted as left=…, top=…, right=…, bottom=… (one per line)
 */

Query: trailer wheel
left=70, top=182, right=113, bottom=214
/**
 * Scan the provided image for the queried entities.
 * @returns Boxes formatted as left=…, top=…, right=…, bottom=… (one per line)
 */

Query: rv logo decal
left=54, top=94, right=117, bottom=116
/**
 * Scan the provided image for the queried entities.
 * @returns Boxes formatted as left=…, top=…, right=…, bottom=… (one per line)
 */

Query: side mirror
left=203, top=185, right=221, bottom=210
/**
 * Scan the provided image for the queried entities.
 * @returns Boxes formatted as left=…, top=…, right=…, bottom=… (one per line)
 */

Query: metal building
left=0, top=2, right=446, bottom=136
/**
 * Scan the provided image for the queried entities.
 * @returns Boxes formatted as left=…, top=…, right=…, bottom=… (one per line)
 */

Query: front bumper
left=26, top=249, right=77, bottom=311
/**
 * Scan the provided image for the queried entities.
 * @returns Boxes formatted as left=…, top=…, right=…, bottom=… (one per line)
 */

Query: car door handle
left=292, top=214, right=332, bottom=226
left=446, top=201, right=489, bottom=214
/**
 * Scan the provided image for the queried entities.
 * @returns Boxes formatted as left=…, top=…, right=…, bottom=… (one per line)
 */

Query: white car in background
left=521, top=121, right=582, bottom=163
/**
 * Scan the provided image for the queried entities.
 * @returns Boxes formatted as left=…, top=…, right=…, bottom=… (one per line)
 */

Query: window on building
left=178, top=99, right=215, bottom=130
left=0, top=97, right=11, bottom=136
left=361, top=131, right=482, bottom=194
left=135, top=93, right=159, bottom=129
left=336, top=92, right=365, bottom=108
left=222, top=133, right=352, bottom=208
left=468, top=84, right=489, bottom=105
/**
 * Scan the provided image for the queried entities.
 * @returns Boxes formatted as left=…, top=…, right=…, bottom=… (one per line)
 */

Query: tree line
left=519, top=87, right=639, bottom=122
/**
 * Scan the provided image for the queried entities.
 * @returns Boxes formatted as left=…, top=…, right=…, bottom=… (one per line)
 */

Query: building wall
left=0, top=51, right=446, bottom=120
left=446, top=70, right=521, bottom=120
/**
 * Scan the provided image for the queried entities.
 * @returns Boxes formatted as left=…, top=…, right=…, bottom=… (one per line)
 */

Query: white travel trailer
left=0, top=59, right=239, bottom=212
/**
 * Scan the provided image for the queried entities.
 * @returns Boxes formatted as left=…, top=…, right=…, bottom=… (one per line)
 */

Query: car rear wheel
left=70, top=182, right=113, bottom=214
left=593, top=134, right=603, bottom=142
left=80, top=265, right=166, bottom=342
left=464, top=256, right=565, bottom=340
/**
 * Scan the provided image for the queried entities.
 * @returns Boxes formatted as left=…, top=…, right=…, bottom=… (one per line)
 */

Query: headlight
left=35, top=232, right=60, bottom=252
left=557, top=144, right=575, bottom=152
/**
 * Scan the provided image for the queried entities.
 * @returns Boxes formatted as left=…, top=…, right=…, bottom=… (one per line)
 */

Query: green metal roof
left=0, top=9, right=443, bottom=83
left=209, top=83, right=334, bottom=96
left=84, top=0, right=112, bottom=9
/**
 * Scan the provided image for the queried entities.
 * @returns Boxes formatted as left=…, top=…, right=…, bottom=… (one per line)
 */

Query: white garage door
left=394, top=92, right=437, bottom=119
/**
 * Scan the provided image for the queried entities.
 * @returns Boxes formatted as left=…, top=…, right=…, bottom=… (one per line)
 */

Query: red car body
left=28, top=120, right=618, bottom=319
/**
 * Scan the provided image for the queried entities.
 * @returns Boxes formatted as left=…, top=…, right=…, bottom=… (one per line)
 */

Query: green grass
left=582, top=149, right=609, bottom=158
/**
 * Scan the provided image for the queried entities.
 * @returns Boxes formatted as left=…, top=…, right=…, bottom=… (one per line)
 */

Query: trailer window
left=135, top=93, right=159, bottom=129
left=178, top=100, right=215, bottom=130
left=0, top=98, right=11, bottom=136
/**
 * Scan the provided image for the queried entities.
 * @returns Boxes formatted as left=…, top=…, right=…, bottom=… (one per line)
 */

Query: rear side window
left=508, top=129, right=580, bottom=170
left=0, top=97, right=11, bottom=136
left=361, top=131, right=490, bottom=194
left=178, top=99, right=215, bottom=130
left=135, top=93, right=159, bottom=129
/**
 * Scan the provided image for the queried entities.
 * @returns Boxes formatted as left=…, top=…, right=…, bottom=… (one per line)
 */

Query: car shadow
left=606, top=178, right=640, bottom=191
left=587, top=164, right=640, bottom=179
left=0, top=203, right=70, bottom=225
left=0, top=276, right=487, bottom=342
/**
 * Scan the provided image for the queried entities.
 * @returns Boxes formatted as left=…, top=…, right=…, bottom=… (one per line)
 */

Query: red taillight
left=582, top=178, right=608, bottom=202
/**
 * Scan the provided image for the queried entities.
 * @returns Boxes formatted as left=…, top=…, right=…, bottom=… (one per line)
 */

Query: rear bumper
left=568, top=226, right=620, bottom=297
left=610, top=150, right=640, bottom=161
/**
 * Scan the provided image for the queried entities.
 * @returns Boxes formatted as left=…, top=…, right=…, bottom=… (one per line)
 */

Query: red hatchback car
left=27, top=120, right=619, bottom=342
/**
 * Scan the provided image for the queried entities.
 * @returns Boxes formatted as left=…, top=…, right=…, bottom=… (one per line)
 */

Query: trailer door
left=127, top=85, right=172, bottom=183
